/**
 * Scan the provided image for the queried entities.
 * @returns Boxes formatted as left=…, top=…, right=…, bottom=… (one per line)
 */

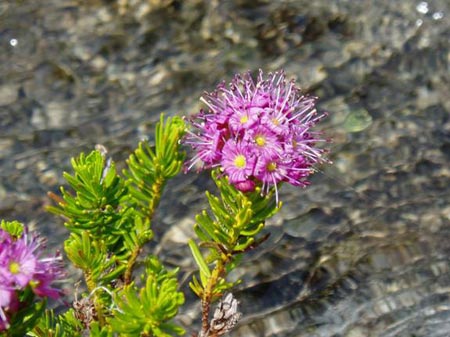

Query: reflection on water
left=1, top=0, right=449, bottom=336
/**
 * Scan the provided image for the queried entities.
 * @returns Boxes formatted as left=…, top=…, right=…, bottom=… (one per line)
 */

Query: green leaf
left=64, top=231, right=118, bottom=284
left=88, top=322, right=114, bottom=337
left=189, top=169, right=281, bottom=299
left=124, top=114, right=186, bottom=219
left=239, top=222, right=264, bottom=237
left=0, top=219, right=24, bottom=238
left=108, top=257, right=184, bottom=336
left=189, top=275, right=203, bottom=298
left=47, top=149, right=128, bottom=247
left=28, top=309, right=83, bottom=337
left=188, top=239, right=212, bottom=283
left=6, top=298, right=46, bottom=337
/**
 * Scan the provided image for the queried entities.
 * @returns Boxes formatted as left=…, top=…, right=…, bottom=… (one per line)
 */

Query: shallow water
left=0, top=0, right=449, bottom=336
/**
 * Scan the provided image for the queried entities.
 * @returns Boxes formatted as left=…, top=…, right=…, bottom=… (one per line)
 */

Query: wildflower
left=244, top=125, right=282, bottom=159
left=184, top=69, right=328, bottom=201
left=0, top=279, right=15, bottom=330
left=221, top=139, right=256, bottom=188
left=183, top=118, right=227, bottom=170
left=0, top=233, right=38, bottom=288
left=31, top=251, right=64, bottom=299
left=0, top=227, right=63, bottom=331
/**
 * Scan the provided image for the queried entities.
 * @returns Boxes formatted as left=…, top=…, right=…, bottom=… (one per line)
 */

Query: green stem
left=124, top=176, right=165, bottom=285
left=147, top=176, right=164, bottom=220
left=85, top=270, right=105, bottom=326
left=124, top=246, right=140, bottom=284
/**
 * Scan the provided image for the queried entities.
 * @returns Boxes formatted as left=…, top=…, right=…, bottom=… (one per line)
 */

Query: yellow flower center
left=271, top=118, right=279, bottom=126
left=240, top=114, right=249, bottom=124
left=255, top=135, right=266, bottom=147
left=234, top=155, right=246, bottom=168
left=9, top=261, right=20, bottom=274
left=267, top=162, right=277, bottom=172
left=30, top=279, right=39, bottom=288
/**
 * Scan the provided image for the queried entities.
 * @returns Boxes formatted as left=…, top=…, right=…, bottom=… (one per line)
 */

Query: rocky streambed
left=1, top=1, right=449, bottom=336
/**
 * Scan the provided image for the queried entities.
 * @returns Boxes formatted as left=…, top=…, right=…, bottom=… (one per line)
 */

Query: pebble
left=0, top=84, right=18, bottom=106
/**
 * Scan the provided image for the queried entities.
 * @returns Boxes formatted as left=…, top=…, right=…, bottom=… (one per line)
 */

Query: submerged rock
left=0, top=0, right=449, bottom=336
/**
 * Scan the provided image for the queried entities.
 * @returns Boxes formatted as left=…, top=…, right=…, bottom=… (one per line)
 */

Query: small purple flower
left=244, top=125, right=282, bottom=159
left=184, top=119, right=225, bottom=171
left=0, top=234, right=38, bottom=288
left=228, top=108, right=259, bottom=134
left=0, top=227, right=64, bottom=331
left=221, top=139, right=256, bottom=187
left=31, top=251, right=64, bottom=299
left=184, top=69, right=328, bottom=201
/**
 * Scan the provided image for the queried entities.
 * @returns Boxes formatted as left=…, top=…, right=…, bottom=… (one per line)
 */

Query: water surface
left=0, top=1, right=449, bottom=336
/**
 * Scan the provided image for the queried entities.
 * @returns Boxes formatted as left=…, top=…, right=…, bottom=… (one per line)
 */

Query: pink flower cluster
left=0, top=228, right=63, bottom=331
left=185, top=70, right=327, bottom=199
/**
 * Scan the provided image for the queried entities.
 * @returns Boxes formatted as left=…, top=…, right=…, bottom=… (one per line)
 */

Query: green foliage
left=108, top=257, right=185, bottom=337
left=124, top=114, right=186, bottom=218
left=64, top=231, right=126, bottom=285
left=47, top=150, right=128, bottom=241
left=41, top=114, right=187, bottom=336
left=189, top=169, right=280, bottom=299
left=0, top=219, right=24, bottom=238
left=1, top=293, right=46, bottom=337
left=87, top=322, right=114, bottom=337
left=3, top=113, right=283, bottom=336
left=120, top=213, right=153, bottom=252
left=196, top=170, right=279, bottom=251
left=28, top=309, right=83, bottom=337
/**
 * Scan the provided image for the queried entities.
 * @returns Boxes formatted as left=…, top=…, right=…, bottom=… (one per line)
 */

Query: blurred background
left=0, top=0, right=449, bottom=336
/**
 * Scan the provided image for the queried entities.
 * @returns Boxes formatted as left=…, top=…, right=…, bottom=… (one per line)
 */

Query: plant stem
left=124, top=246, right=140, bottom=284
left=85, top=270, right=105, bottom=326
left=124, top=176, right=165, bottom=284
left=200, top=256, right=228, bottom=336
left=148, top=176, right=164, bottom=221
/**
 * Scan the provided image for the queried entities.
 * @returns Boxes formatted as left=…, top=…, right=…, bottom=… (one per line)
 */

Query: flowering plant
left=0, top=220, right=63, bottom=334
left=0, top=70, right=327, bottom=337
left=185, top=70, right=326, bottom=201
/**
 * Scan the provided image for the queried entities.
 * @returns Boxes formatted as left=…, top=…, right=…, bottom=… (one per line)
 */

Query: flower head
left=221, top=139, right=256, bottom=188
left=0, top=227, right=64, bottom=331
left=184, top=69, right=328, bottom=201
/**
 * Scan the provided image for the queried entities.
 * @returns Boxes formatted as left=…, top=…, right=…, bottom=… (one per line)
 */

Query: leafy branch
left=108, top=257, right=185, bottom=337
left=123, top=114, right=186, bottom=284
left=43, top=114, right=186, bottom=335
left=189, top=170, right=279, bottom=335
left=2, top=68, right=329, bottom=337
